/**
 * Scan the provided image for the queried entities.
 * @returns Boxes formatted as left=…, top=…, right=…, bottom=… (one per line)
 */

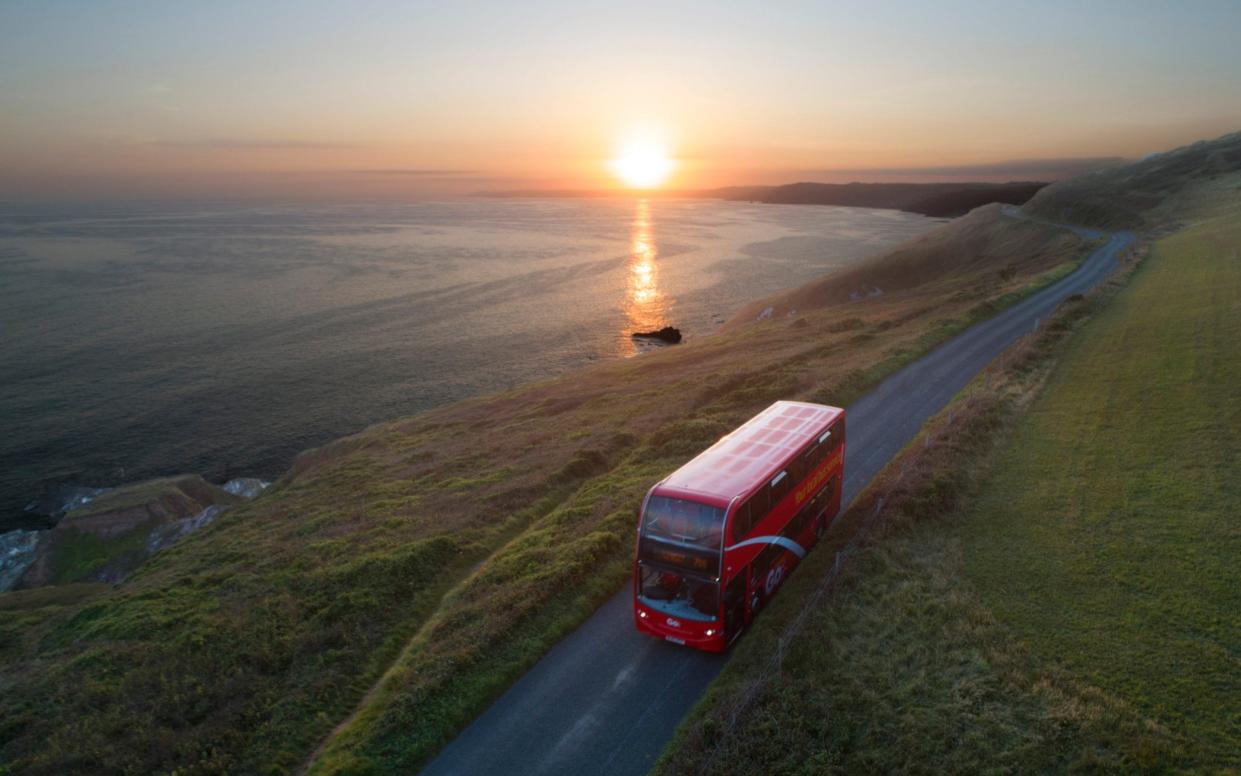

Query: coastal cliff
left=2, top=475, right=249, bottom=590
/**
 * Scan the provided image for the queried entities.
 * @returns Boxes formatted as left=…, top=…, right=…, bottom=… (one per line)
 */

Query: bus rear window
left=642, top=496, right=724, bottom=549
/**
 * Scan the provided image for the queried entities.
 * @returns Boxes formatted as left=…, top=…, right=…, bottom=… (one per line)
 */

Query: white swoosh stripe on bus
left=723, top=535, right=806, bottom=559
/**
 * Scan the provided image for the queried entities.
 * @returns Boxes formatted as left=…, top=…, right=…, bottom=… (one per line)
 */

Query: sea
left=0, top=197, right=935, bottom=531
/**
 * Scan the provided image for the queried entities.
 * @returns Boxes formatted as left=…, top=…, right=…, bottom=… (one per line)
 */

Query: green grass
left=727, top=202, right=1093, bottom=326
left=0, top=208, right=1101, bottom=775
left=62, top=474, right=238, bottom=519
left=18, top=474, right=243, bottom=587
left=960, top=203, right=1241, bottom=767
left=9, top=136, right=1239, bottom=776
left=655, top=244, right=1183, bottom=775
left=656, top=195, right=1241, bottom=774
left=1024, top=130, right=1241, bottom=230
left=47, top=524, right=156, bottom=585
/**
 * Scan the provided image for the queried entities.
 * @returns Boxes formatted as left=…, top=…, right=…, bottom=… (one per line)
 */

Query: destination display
left=639, top=538, right=720, bottom=576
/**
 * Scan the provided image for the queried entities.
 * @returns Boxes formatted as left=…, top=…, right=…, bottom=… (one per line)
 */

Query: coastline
left=0, top=189, right=1105, bottom=774
left=0, top=197, right=935, bottom=535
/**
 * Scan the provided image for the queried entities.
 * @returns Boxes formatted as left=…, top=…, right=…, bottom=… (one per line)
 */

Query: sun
left=609, top=134, right=675, bottom=189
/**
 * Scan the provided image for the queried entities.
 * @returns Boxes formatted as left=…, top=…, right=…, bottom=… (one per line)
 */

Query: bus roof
left=655, top=400, right=843, bottom=504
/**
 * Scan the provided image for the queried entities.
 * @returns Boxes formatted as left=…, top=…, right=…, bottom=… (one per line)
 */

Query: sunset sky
left=3, top=0, right=1241, bottom=199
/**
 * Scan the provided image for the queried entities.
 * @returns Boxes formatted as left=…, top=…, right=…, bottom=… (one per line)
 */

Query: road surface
left=421, top=213, right=1135, bottom=776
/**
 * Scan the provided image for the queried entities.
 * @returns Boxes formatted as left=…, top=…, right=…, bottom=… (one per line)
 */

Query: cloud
left=351, top=169, right=481, bottom=177
left=152, top=138, right=358, bottom=150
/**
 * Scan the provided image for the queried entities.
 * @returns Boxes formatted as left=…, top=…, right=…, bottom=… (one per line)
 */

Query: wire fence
left=696, top=449, right=912, bottom=775
left=692, top=241, right=1144, bottom=773
left=694, top=346, right=1029, bottom=775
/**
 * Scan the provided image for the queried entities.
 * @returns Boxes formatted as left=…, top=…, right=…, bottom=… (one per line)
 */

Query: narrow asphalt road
left=421, top=212, right=1135, bottom=776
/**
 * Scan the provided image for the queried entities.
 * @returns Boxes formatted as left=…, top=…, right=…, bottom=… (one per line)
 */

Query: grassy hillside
left=655, top=237, right=1175, bottom=775
left=724, top=203, right=1088, bottom=328
left=0, top=209, right=1093, bottom=774
left=1024, top=130, right=1241, bottom=230
left=8, top=129, right=1239, bottom=774
left=17, top=475, right=241, bottom=587
left=656, top=168, right=1241, bottom=773
left=959, top=198, right=1241, bottom=767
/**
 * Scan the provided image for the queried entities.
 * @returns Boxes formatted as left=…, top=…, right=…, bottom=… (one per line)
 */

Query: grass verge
left=958, top=200, right=1241, bottom=768
left=306, top=229, right=1099, bottom=774
left=654, top=228, right=1199, bottom=773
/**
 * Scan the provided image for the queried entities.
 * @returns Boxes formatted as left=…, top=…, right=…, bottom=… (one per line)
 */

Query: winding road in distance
left=421, top=211, right=1135, bottom=776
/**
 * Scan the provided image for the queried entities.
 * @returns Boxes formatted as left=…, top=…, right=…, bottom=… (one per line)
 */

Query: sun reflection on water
left=624, top=199, right=669, bottom=355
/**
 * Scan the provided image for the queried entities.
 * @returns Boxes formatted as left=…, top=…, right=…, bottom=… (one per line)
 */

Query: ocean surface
left=0, top=198, right=935, bottom=531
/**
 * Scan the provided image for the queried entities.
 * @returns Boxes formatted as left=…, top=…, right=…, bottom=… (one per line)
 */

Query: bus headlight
left=705, top=629, right=716, bottom=636
left=638, top=610, right=647, bottom=619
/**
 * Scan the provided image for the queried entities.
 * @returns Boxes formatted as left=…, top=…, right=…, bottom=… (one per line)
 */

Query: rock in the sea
left=631, top=326, right=682, bottom=344
left=0, top=529, right=42, bottom=592
left=223, top=477, right=270, bottom=499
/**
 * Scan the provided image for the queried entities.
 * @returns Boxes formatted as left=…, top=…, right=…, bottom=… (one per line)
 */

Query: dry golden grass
left=1025, top=130, right=1241, bottom=230
left=0, top=212, right=1093, bottom=776
left=725, top=203, right=1087, bottom=327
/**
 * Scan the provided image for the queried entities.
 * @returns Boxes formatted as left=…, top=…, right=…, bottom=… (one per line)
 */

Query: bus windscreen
left=637, top=565, right=719, bottom=621
left=641, top=496, right=724, bottom=548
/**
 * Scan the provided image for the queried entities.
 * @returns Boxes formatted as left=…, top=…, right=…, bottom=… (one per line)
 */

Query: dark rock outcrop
left=631, top=326, right=682, bottom=344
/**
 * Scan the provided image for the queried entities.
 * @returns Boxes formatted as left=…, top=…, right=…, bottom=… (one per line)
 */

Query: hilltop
left=1024, top=129, right=1241, bottom=229
left=723, top=202, right=1085, bottom=329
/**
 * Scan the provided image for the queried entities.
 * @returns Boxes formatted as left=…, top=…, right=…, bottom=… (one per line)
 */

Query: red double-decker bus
left=633, top=400, right=845, bottom=652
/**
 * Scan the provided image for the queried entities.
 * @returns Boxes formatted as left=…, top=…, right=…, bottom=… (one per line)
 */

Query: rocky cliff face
left=0, top=530, right=41, bottom=591
left=223, top=477, right=270, bottom=499
left=3, top=474, right=260, bottom=590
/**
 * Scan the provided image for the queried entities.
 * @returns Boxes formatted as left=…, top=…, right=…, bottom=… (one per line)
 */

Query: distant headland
left=484, top=181, right=1049, bottom=218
